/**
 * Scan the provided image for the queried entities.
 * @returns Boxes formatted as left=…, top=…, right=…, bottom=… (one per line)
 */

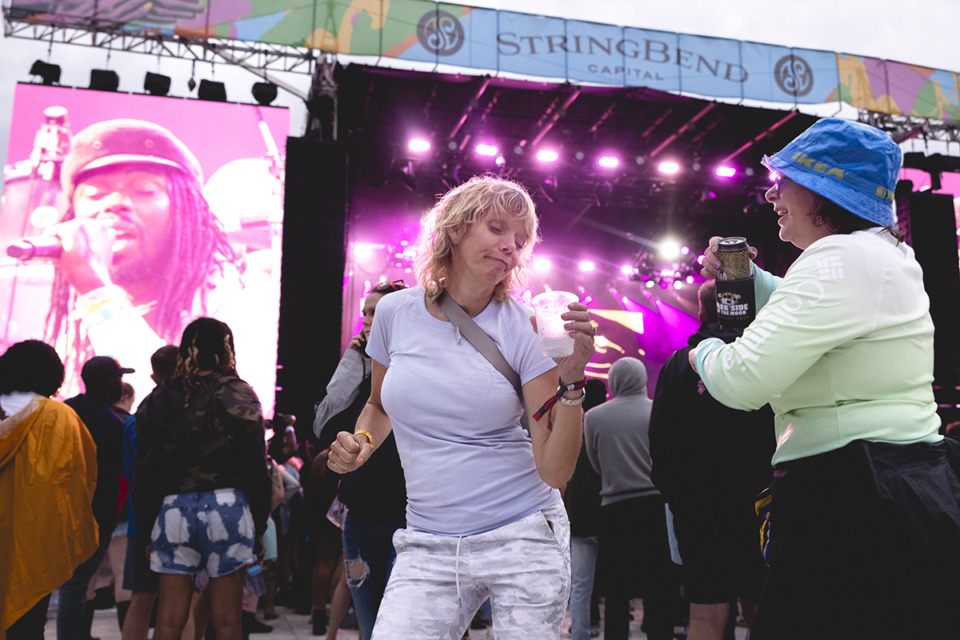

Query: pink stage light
left=716, top=166, right=736, bottom=178
left=658, top=161, right=680, bottom=174
left=680, top=245, right=690, bottom=256
left=579, top=260, right=596, bottom=272
left=533, top=257, right=552, bottom=272
left=408, top=139, right=431, bottom=152
left=476, top=143, right=498, bottom=156
left=620, top=264, right=635, bottom=276
left=537, top=150, right=559, bottom=162
left=685, top=275, right=695, bottom=285
left=598, top=156, right=619, bottom=168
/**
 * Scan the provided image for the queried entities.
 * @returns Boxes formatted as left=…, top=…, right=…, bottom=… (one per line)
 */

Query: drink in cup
left=532, top=291, right=579, bottom=358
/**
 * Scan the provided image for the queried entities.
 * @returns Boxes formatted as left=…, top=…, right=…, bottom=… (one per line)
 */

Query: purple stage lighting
left=476, top=143, right=498, bottom=156
left=620, top=264, right=635, bottom=276
left=533, top=257, right=552, bottom=272
left=716, top=166, right=736, bottom=178
left=685, top=275, right=695, bottom=285
left=680, top=245, right=690, bottom=256
left=537, top=150, right=559, bottom=162
left=658, top=161, right=680, bottom=174
left=579, top=260, right=596, bottom=272
left=598, top=156, right=619, bottom=168
left=409, top=139, right=430, bottom=152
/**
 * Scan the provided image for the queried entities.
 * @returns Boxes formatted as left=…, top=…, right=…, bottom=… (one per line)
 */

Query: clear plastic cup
left=532, top=291, right=579, bottom=358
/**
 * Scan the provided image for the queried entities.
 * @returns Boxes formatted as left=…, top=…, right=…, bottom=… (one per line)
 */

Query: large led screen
left=1, top=83, right=288, bottom=415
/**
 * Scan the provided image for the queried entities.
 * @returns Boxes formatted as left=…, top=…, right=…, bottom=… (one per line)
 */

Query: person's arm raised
left=524, top=301, right=596, bottom=488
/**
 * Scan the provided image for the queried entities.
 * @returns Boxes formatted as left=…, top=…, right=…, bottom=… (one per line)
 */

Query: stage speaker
left=276, top=138, right=348, bottom=433
left=899, top=188, right=960, bottom=402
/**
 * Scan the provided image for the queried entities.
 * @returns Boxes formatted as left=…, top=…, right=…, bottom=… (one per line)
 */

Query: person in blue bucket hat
left=691, top=117, right=960, bottom=639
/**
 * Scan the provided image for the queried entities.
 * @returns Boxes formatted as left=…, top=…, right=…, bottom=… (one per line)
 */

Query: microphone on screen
left=6, top=237, right=62, bottom=260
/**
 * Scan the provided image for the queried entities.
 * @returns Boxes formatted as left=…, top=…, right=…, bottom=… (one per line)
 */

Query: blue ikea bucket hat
left=761, top=118, right=901, bottom=227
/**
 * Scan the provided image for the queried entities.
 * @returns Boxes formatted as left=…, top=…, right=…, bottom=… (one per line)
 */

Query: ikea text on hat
left=760, top=118, right=901, bottom=228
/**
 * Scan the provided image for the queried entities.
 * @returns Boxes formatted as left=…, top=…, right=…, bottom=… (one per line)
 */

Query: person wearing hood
left=649, top=281, right=775, bottom=640
left=583, top=358, right=676, bottom=640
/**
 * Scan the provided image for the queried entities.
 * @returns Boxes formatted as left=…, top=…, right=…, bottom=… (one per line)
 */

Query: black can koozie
left=715, top=236, right=756, bottom=329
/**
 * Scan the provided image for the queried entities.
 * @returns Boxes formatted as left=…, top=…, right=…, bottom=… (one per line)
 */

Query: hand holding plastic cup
left=532, top=291, right=579, bottom=358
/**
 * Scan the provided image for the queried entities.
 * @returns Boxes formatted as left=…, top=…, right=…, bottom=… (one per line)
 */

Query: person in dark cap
left=57, top=355, right=132, bottom=640
left=42, top=119, right=239, bottom=401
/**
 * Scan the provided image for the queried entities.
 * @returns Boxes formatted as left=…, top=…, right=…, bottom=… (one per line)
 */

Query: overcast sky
left=1, top=0, right=958, bottom=177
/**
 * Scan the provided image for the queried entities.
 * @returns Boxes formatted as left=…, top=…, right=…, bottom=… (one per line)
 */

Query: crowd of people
left=3, top=117, right=960, bottom=640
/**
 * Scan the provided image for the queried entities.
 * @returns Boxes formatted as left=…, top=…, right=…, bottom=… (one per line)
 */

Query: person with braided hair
left=133, top=317, right=271, bottom=640
left=43, top=119, right=273, bottom=407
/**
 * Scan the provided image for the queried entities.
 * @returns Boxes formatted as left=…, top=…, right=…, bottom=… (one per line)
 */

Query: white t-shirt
left=365, top=287, right=559, bottom=536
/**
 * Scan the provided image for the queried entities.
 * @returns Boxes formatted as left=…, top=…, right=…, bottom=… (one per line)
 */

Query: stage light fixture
left=408, top=138, right=431, bottom=152
left=198, top=80, right=227, bottom=102
left=598, top=156, right=619, bottom=168
left=658, top=161, right=680, bottom=174
left=533, top=257, right=552, bottom=272
left=476, top=143, right=498, bottom=156
left=716, top=166, right=736, bottom=178
left=578, top=261, right=596, bottom=272
left=144, top=72, right=171, bottom=96
left=29, top=60, right=61, bottom=85
left=536, top=150, right=559, bottom=162
left=251, top=82, right=278, bottom=106
left=398, top=160, right=417, bottom=191
left=89, top=69, right=119, bottom=92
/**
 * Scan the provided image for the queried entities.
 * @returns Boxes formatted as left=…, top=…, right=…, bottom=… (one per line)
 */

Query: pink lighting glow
left=598, top=156, right=619, bottom=168
left=620, top=264, right=635, bottom=276
left=658, top=161, right=680, bottom=174
left=579, top=261, right=596, bottom=272
left=716, top=166, right=736, bottom=178
left=533, top=257, right=552, bottom=272
left=537, top=150, right=559, bottom=162
left=476, top=143, right=498, bottom=156
left=408, top=139, right=431, bottom=152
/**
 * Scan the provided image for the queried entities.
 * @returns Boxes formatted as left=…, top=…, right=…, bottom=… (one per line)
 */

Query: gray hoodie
left=583, top=358, right=660, bottom=506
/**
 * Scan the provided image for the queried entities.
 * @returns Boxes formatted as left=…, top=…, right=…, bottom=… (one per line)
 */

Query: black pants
left=599, top=495, right=676, bottom=640
left=6, top=594, right=51, bottom=640
left=752, top=440, right=960, bottom=640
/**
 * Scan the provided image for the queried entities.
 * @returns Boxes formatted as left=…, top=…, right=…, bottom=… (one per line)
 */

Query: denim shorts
left=149, top=488, right=255, bottom=578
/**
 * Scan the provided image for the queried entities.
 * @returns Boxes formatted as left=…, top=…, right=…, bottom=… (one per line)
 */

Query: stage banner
left=0, top=84, right=288, bottom=413
left=8, top=0, right=960, bottom=122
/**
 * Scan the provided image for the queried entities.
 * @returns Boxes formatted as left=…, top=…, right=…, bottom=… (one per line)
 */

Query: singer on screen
left=32, top=119, right=270, bottom=402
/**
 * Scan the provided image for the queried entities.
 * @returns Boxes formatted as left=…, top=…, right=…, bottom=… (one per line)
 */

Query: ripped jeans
left=342, top=513, right=404, bottom=640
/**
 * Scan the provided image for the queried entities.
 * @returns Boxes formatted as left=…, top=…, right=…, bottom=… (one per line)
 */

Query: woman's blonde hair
left=415, top=175, right=539, bottom=302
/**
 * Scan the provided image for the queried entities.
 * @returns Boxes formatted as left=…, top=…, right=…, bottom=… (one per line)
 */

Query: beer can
left=716, top=236, right=751, bottom=281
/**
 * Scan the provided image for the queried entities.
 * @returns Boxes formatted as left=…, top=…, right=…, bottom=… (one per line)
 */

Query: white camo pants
left=371, top=502, right=571, bottom=640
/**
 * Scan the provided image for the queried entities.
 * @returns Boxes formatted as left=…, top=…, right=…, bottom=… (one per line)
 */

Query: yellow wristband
left=355, top=430, right=375, bottom=449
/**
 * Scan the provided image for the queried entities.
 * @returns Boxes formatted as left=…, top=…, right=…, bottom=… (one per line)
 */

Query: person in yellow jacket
left=0, top=340, right=98, bottom=640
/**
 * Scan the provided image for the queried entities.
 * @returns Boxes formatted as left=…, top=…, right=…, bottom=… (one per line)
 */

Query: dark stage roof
left=335, top=63, right=822, bottom=277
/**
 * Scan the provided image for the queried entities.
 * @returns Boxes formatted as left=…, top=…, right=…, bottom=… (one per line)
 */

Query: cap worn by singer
left=760, top=118, right=902, bottom=228
left=61, top=119, right=204, bottom=198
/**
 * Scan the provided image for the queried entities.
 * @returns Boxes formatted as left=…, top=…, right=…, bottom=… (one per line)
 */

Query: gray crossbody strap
left=437, top=292, right=530, bottom=429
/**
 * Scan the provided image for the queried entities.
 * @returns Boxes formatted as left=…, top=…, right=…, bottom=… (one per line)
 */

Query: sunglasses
left=371, top=279, right=406, bottom=294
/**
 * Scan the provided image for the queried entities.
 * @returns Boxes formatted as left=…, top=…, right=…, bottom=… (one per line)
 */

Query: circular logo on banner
left=774, top=55, right=814, bottom=97
left=416, top=10, right=465, bottom=56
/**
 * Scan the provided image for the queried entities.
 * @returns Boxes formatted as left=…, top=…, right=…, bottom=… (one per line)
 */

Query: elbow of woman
left=538, top=466, right=575, bottom=489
